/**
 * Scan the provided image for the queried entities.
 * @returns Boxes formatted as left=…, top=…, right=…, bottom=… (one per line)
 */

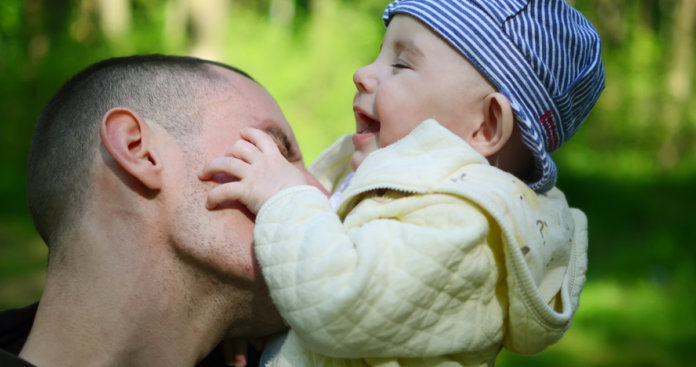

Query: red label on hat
left=539, top=110, right=559, bottom=152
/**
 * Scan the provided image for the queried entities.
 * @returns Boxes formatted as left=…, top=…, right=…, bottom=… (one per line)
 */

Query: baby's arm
left=199, top=127, right=308, bottom=214
left=254, top=191, right=503, bottom=358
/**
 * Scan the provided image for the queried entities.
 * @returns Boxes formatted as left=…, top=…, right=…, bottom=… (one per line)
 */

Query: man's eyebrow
left=264, top=126, right=299, bottom=161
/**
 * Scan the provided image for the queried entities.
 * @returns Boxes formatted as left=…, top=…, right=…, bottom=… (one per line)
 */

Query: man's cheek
left=303, top=170, right=330, bottom=197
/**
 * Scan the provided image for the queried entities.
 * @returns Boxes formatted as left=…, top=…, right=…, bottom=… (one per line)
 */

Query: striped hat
left=383, top=0, right=605, bottom=192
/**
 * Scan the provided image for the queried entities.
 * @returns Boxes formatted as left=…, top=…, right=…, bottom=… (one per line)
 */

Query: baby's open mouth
left=356, top=110, right=380, bottom=134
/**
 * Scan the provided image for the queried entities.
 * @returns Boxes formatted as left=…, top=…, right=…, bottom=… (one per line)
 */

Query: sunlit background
left=1, top=0, right=694, bottom=366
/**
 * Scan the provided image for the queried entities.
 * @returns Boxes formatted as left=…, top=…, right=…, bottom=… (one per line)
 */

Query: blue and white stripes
left=383, top=0, right=605, bottom=192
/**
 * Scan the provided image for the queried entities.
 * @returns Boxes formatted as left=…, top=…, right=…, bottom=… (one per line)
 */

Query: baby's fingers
left=240, top=128, right=282, bottom=155
left=223, top=338, right=249, bottom=367
left=206, top=183, right=245, bottom=209
left=199, top=156, right=248, bottom=181
left=225, top=139, right=260, bottom=164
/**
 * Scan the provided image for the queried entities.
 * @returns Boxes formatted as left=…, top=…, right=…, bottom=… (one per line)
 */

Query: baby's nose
left=353, top=64, right=377, bottom=93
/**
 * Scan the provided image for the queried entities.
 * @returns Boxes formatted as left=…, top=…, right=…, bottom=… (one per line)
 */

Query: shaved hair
left=26, top=54, right=253, bottom=248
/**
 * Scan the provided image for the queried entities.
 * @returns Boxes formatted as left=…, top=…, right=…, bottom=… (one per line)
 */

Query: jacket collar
left=339, top=119, right=489, bottom=204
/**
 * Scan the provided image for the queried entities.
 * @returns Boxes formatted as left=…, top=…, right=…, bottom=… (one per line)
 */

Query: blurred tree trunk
left=164, top=0, right=229, bottom=60
left=659, top=0, right=695, bottom=168
left=270, top=0, right=295, bottom=25
left=189, top=0, right=229, bottom=60
left=97, top=0, right=131, bottom=41
left=269, top=0, right=312, bottom=27
left=164, top=0, right=188, bottom=50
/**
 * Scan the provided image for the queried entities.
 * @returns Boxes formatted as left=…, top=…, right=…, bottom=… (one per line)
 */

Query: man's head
left=28, top=55, right=236, bottom=246
left=21, top=55, right=312, bottom=366
left=26, top=56, right=306, bottom=331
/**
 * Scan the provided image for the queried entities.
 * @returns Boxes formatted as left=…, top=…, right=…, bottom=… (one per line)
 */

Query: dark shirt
left=0, top=303, right=259, bottom=366
left=0, top=348, right=36, bottom=367
left=0, top=303, right=38, bottom=366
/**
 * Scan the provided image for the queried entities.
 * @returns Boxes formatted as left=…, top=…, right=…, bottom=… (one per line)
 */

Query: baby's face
left=352, top=14, right=496, bottom=166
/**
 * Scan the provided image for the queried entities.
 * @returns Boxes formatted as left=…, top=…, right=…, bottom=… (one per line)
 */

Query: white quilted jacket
left=255, top=120, right=588, bottom=367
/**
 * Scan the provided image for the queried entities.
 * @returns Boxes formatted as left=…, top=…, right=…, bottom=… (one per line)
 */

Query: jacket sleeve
left=254, top=185, right=505, bottom=358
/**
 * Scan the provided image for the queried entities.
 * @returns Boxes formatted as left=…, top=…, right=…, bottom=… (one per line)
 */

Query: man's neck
left=18, top=245, right=230, bottom=367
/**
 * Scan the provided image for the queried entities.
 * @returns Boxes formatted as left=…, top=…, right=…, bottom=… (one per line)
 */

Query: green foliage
left=0, top=1, right=694, bottom=365
left=219, top=2, right=383, bottom=161
left=498, top=172, right=696, bottom=367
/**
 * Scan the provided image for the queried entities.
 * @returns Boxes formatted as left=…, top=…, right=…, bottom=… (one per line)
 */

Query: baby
left=201, top=0, right=603, bottom=366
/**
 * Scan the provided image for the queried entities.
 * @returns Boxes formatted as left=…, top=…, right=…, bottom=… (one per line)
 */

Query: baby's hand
left=223, top=337, right=267, bottom=367
left=199, top=127, right=308, bottom=214
left=223, top=338, right=249, bottom=367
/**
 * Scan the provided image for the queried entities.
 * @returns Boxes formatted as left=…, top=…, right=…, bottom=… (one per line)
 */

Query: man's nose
left=353, top=64, right=377, bottom=93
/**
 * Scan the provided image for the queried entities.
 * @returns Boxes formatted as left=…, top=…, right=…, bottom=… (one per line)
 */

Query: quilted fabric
left=255, top=120, right=588, bottom=366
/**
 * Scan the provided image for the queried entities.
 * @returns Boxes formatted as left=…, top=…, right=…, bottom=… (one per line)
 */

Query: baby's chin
left=350, top=134, right=380, bottom=171
left=350, top=150, right=371, bottom=171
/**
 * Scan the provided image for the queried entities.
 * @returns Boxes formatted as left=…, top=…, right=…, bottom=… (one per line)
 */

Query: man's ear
left=100, top=108, right=163, bottom=190
left=470, top=92, right=514, bottom=157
